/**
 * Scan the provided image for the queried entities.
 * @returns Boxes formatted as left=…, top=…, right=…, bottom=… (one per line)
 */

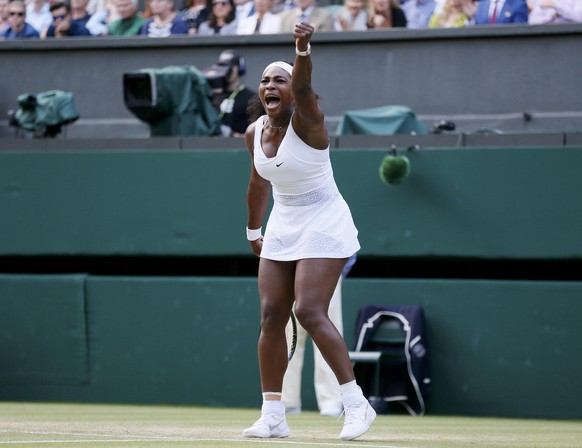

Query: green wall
left=1, top=146, right=582, bottom=419
left=1, top=275, right=580, bottom=419
left=1, top=147, right=582, bottom=258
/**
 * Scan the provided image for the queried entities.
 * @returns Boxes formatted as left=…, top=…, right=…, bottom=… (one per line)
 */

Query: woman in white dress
left=242, top=23, right=376, bottom=441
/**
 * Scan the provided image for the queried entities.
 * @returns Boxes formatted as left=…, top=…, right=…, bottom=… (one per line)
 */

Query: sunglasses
left=212, top=1, right=228, bottom=5
left=9, top=11, right=25, bottom=16
left=52, top=14, right=67, bottom=20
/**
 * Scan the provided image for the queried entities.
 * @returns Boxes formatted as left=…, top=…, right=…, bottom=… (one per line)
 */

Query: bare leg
left=293, top=258, right=355, bottom=385
left=257, top=258, right=296, bottom=395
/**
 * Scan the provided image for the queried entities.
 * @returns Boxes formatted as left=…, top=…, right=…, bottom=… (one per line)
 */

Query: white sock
left=261, top=393, right=285, bottom=416
left=340, top=380, right=365, bottom=407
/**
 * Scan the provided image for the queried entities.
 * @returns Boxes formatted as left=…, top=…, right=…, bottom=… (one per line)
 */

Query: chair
left=349, top=305, right=429, bottom=416
left=348, top=316, right=407, bottom=413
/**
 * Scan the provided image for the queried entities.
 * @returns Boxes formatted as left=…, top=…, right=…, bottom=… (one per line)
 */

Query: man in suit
left=474, top=0, right=528, bottom=25
left=279, top=0, right=334, bottom=32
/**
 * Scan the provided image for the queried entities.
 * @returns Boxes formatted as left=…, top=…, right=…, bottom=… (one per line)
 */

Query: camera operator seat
left=123, top=65, right=220, bottom=137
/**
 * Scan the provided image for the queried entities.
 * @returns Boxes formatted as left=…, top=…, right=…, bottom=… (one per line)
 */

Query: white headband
left=263, top=61, right=293, bottom=76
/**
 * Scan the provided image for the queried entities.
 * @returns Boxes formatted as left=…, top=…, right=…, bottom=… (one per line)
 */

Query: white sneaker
left=320, top=405, right=343, bottom=417
left=339, top=400, right=376, bottom=441
left=242, top=413, right=291, bottom=438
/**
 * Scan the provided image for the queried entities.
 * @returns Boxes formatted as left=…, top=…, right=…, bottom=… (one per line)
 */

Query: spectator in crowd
left=2, top=0, right=40, bottom=38
left=70, top=0, right=93, bottom=27
left=179, top=0, right=210, bottom=34
left=46, top=1, right=91, bottom=37
left=26, top=0, right=53, bottom=36
left=0, top=0, right=10, bottom=35
left=402, top=0, right=435, bottom=28
left=86, top=0, right=119, bottom=35
left=528, top=0, right=581, bottom=24
left=272, top=0, right=295, bottom=14
left=140, top=0, right=189, bottom=36
left=279, top=0, right=334, bottom=32
left=428, top=0, right=473, bottom=27
left=197, top=0, right=238, bottom=34
left=367, top=0, right=407, bottom=28
left=234, top=0, right=254, bottom=20
left=107, top=0, right=146, bottom=34
left=237, top=0, right=280, bottom=34
left=87, top=0, right=106, bottom=15
left=474, top=0, right=528, bottom=25
left=334, top=0, right=368, bottom=31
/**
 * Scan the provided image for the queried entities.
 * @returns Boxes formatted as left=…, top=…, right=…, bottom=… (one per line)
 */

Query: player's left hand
left=294, top=22, right=314, bottom=52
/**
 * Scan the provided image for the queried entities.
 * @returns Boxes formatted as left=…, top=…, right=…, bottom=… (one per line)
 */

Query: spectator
left=428, top=0, right=473, bottom=27
left=46, top=1, right=91, bottom=37
left=87, top=0, right=105, bottom=15
left=179, top=0, right=210, bottom=34
left=367, top=0, right=407, bottom=28
left=402, top=0, right=435, bottom=28
left=234, top=0, right=253, bottom=20
left=0, top=0, right=9, bottom=35
left=474, top=0, right=528, bottom=25
left=2, top=0, right=40, bottom=38
left=279, top=0, right=334, bottom=32
left=70, top=0, right=93, bottom=27
left=528, top=0, right=580, bottom=24
left=140, top=0, right=189, bottom=36
left=108, top=0, right=146, bottom=35
left=197, top=0, right=238, bottom=35
left=334, top=0, right=368, bottom=31
left=86, top=0, right=119, bottom=35
left=237, top=0, right=280, bottom=34
left=26, top=0, right=53, bottom=36
left=272, top=0, right=295, bottom=14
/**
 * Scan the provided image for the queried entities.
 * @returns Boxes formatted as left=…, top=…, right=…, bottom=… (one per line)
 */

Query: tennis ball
left=379, top=154, right=411, bottom=185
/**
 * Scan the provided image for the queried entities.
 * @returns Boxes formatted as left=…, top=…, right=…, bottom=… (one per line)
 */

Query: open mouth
left=265, top=95, right=281, bottom=108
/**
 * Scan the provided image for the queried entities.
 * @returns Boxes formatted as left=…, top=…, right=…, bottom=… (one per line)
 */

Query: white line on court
left=0, top=430, right=408, bottom=448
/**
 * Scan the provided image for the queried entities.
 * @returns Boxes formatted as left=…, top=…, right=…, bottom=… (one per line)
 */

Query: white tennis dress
left=253, top=115, right=360, bottom=261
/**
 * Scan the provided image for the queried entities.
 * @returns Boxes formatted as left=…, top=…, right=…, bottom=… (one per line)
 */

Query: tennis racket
left=285, top=311, right=298, bottom=362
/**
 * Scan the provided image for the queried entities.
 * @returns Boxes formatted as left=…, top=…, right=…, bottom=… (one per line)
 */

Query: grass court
left=1, top=402, right=581, bottom=448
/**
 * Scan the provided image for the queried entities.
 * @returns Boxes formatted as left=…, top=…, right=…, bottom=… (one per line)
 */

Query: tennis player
left=242, top=22, right=376, bottom=441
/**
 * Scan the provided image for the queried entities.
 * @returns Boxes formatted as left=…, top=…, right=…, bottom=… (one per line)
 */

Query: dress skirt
left=261, top=178, right=360, bottom=261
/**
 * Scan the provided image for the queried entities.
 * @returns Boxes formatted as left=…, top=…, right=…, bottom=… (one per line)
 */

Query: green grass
left=0, top=402, right=581, bottom=448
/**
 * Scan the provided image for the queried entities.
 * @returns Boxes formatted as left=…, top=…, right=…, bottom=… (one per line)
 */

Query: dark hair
left=246, top=95, right=264, bottom=124
left=208, top=0, right=236, bottom=28
left=49, top=1, right=70, bottom=13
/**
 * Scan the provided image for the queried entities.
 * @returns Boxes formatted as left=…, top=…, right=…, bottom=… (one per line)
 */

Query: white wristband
left=296, top=43, right=311, bottom=57
left=246, top=226, right=262, bottom=241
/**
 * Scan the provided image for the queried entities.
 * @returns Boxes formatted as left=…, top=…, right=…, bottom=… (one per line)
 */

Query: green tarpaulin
left=337, top=105, right=428, bottom=136
left=125, top=65, right=220, bottom=137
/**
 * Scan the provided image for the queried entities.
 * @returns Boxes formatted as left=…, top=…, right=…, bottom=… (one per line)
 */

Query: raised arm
left=291, top=23, right=329, bottom=150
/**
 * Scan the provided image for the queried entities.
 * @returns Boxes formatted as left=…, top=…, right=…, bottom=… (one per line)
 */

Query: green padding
left=343, top=279, right=582, bottom=419
left=85, top=277, right=262, bottom=406
left=0, top=274, right=89, bottom=384
left=2, top=147, right=582, bottom=258
left=337, top=105, right=428, bottom=136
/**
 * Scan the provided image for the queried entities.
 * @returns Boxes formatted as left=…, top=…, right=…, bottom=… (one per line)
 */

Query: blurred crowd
left=1, top=0, right=580, bottom=39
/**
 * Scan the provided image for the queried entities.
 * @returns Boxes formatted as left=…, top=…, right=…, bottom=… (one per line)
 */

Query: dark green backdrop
left=1, top=146, right=581, bottom=419
left=1, top=147, right=581, bottom=258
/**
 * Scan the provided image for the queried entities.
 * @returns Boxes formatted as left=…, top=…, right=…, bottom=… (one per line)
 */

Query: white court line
left=0, top=430, right=407, bottom=448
